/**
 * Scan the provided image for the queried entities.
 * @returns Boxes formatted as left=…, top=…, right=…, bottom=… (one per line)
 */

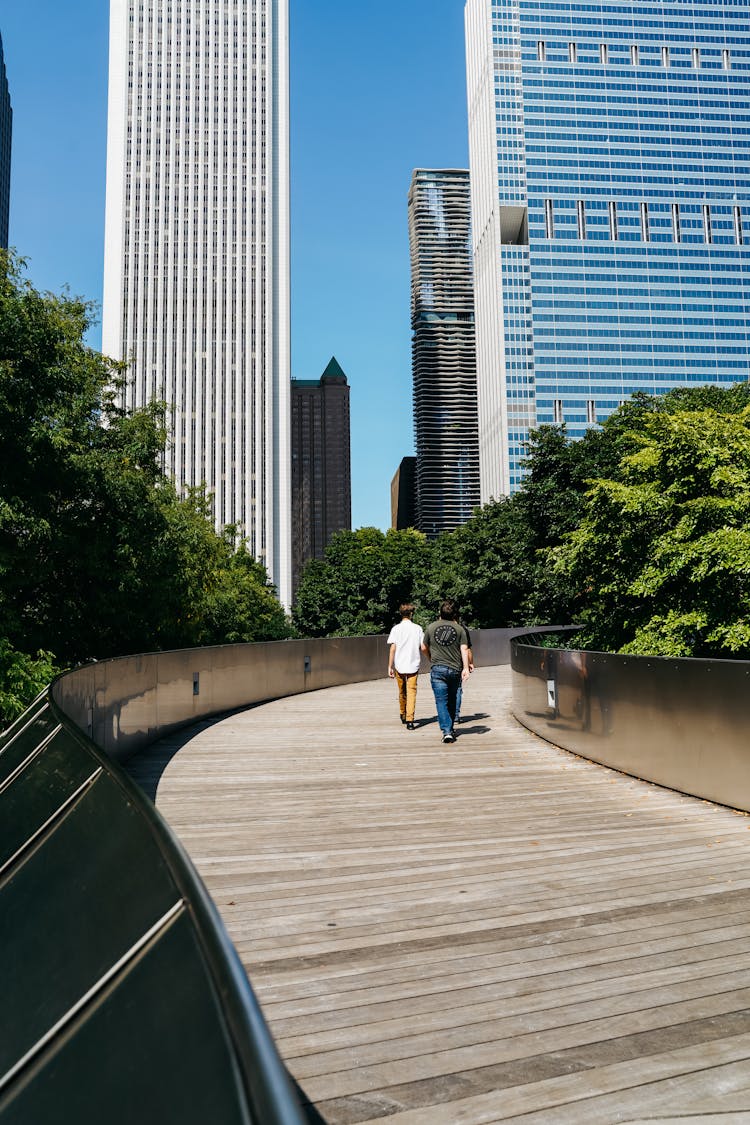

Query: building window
left=723, top=48, right=731, bottom=69
left=587, top=400, right=597, bottom=424
left=577, top=199, right=586, bottom=240
left=703, top=204, right=713, bottom=244
left=734, top=205, right=744, bottom=246
left=630, top=44, right=639, bottom=65
left=600, top=43, right=608, bottom=64
left=640, top=201, right=650, bottom=243
left=609, top=200, right=618, bottom=241
left=537, top=40, right=546, bottom=61
left=692, top=47, right=700, bottom=68
left=661, top=46, right=670, bottom=67
left=568, top=42, right=577, bottom=63
left=672, top=203, right=681, bottom=243
left=553, top=400, right=564, bottom=424
left=544, top=198, right=555, bottom=239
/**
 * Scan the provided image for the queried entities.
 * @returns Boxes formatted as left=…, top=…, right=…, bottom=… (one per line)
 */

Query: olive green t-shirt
left=423, top=619, right=469, bottom=672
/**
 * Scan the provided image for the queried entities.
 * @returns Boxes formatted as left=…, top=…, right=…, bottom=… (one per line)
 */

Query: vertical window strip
left=641, top=201, right=650, bottom=243
left=577, top=199, right=586, bottom=240
left=609, top=200, right=618, bottom=241
left=568, top=41, right=577, bottom=63
left=723, top=48, right=731, bottom=69
left=544, top=198, right=554, bottom=239
left=553, top=399, right=563, bottom=424
left=692, top=47, right=700, bottom=68
left=703, top=204, right=713, bottom=244
left=600, top=43, right=608, bottom=64
left=587, top=400, right=597, bottom=425
left=537, top=40, right=546, bottom=61
left=734, top=205, right=744, bottom=246
left=630, top=44, right=639, bottom=65
left=662, top=46, right=670, bottom=67
left=672, top=203, right=681, bottom=243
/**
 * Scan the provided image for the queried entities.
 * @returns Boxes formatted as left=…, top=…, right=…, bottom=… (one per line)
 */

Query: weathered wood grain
left=127, top=667, right=750, bottom=1123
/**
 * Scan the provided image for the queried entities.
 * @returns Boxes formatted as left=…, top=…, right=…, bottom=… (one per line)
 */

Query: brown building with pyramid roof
left=291, top=357, right=352, bottom=599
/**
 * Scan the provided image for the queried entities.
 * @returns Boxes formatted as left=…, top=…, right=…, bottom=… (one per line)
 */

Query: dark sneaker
left=442, top=732, right=456, bottom=744
left=406, top=721, right=415, bottom=730
left=400, top=716, right=406, bottom=724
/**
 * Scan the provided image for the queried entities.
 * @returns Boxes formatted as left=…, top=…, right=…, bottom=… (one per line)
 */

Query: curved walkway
left=128, top=667, right=750, bottom=1124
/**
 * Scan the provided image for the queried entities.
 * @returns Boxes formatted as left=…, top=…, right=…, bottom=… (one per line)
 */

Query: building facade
left=390, top=456, right=417, bottom=531
left=291, top=357, right=351, bottom=598
left=408, top=169, right=480, bottom=537
left=0, top=32, right=11, bottom=250
left=103, top=0, right=291, bottom=603
left=466, top=0, right=750, bottom=499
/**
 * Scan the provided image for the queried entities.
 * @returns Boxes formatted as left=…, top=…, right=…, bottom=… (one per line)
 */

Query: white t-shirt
left=387, top=619, right=425, bottom=674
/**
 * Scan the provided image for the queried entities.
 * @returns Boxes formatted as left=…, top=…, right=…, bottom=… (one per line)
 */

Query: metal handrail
left=510, top=630, right=750, bottom=814
left=46, top=692, right=307, bottom=1124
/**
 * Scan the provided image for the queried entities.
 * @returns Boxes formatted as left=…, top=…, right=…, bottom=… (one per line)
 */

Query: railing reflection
left=511, top=632, right=750, bottom=813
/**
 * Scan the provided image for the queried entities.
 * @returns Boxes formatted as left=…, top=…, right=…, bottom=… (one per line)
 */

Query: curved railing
left=510, top=631, right=750, bottom=813
left=0, top=686, right=306, bottom=1124
left=0, top=627, right=531, bottom=1123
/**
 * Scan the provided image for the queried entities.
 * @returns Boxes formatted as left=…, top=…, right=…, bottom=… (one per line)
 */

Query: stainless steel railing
left=511, top=632, right=750, bottom=813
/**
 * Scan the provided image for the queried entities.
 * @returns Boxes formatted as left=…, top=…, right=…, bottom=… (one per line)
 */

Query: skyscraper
left=290, top=357, right=351, bottom=598
left=466, top=0, right=750, bottom=499
left=408, top=169, right=480, bottom=537
left=0, top=32, right=11, bottom=250
left=391, top=456, right=417, bottom=531
left=103, top=0, right=291, bottom=604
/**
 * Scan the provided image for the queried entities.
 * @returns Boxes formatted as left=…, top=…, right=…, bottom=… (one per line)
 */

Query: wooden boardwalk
left=128, top=667, right=750, bottom=1123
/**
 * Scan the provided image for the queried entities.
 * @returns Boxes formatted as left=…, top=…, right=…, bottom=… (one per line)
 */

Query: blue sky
left=2, top=1, right=469, bottom=529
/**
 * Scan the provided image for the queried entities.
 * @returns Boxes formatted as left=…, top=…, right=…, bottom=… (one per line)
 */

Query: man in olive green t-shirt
left=421, top=599, right=470, bottom=744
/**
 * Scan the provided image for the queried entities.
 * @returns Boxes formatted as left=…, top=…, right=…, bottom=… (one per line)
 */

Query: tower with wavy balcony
left=408, top=169, right=480, bottom=538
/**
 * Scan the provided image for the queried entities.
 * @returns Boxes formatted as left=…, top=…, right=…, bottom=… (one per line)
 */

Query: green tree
left=0, top=641, right=59, bottom=725
left=293, top=527, right=432, bottom=637
left=551, top=404, right=750, bottom=657
left=421, top=424, right=618, bottom=628
left=0, top=253, right=290, bottom=723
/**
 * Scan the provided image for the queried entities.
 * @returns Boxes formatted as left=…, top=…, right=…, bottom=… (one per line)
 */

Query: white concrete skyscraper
left=103, top=0, right=291, bottom=604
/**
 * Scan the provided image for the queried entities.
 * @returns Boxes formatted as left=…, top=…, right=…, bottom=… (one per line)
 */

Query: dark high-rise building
left=0, top=32, right=12, bottom=250
left=408, top=169, right=480, bottom=538
left=391, top=456, right=417, bottom=530
left=291, top=357, right=351, bottom=597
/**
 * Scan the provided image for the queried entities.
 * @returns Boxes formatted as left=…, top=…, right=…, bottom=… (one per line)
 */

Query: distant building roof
left=321, top=356, right=347, bottom=383
left=292, top=356, right=348, bottom=387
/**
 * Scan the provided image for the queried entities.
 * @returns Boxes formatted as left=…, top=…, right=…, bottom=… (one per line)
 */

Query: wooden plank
left=129, top=667, right=750, bottom=1123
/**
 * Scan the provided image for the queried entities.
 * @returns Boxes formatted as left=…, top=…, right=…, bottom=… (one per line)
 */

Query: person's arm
left=388, top=643, right=397, bottom=677
left=460, top=643, right=470, bottom=680
left=467, top=647, right=475, bottom=673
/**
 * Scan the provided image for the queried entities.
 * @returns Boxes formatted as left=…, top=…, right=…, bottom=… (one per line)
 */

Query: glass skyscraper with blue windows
left=466, top=0, right=750, bottom=499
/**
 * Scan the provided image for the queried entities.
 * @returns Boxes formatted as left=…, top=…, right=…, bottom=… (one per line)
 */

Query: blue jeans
left=430, top=665, right=460, bottom=735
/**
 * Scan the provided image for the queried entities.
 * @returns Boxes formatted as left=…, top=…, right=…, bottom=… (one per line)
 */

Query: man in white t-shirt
left=387, top=604, right=425, bottom=730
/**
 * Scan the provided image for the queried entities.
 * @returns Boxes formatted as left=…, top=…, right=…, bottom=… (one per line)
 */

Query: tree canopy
left=296, top=383, right=750, bottom=657
left=551, top=396, right=750, bottom=657
left=293, top=527, right=432, bottom=636
left=0, top=254, right=290, bottom=723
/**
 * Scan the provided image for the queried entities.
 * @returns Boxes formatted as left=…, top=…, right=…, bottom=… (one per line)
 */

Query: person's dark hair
left=399, top=603, right=415, bottom=618
left=440, top=599, right=458, bottom=620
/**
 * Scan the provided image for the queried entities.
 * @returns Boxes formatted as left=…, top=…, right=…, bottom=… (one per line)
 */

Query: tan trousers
left=394, top=670, right=418, bottom=722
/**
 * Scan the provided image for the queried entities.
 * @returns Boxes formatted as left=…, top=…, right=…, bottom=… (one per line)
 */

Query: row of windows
left=536, top=40, right=732, bottom=67
left=542, top=198, right=745, bottom=243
